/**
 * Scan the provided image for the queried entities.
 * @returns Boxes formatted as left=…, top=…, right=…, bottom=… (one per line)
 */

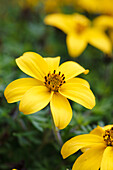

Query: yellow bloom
left=4, top=52, right=95, bottom=129
left=42, top=0, right=61, bottom=13
left=44, top=13, right=112, bottom=57
left=93, top=15, right=113, bottom=45
left=78, top=0, right=113, bottom=16
left=42, top=0, right=78, bottom=13
left=61, top=125, right=113, bottom=170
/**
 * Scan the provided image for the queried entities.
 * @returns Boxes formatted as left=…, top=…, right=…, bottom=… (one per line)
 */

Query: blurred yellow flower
left=15, top=0, right=78, bottom=13
left=42, top=0, right=78, bottom=13
left=42, top=0, right=61, bottom=13
left=4, top=52, right=95, bottom=129
left=61, top=125, right=113, bottom=170
left=93, top=15, right=113, bottom=45
left=93, top=15, right=113, bottom=31
left=44, top=13, right=112, bottom=57
left=78, top=0, right=113, bottom=15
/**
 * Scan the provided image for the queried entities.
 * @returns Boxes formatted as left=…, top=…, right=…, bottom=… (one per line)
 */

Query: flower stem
left=53, top=124, right=63, bottom=146
left=51, top=113, right=63, bottom=146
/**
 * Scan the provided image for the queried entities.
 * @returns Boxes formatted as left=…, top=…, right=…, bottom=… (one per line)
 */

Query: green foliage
left=0, top=1, right=113, bottom=170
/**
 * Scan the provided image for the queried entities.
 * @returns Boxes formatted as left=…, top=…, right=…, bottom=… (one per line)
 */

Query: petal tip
left=61, top=147, right=67, bottom=159
left=89, top=99, right=96, bottom=109
left=84, top=69, right=89, bottom=74
left=4, top=86, right=13, bottom=103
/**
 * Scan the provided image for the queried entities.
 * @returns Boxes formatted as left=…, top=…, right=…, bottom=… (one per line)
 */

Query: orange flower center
left=76, top=22, right=87, bottom=34
left=44, top=70, right=66, bottom=92
left=103, top=127, right=113, bottom=146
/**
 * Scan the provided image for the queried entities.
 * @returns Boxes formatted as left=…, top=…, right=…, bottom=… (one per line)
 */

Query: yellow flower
left=44, top=13, right=112, bottom=57
left=93, top=15, right=113, bottom=45
left=61, top=125, right=113, bottom=170
left=4, top=52, right=95, bottom=129
left=42, top=0, right=61, bottom=13
left=78, top=0, right=113, bottom=16
left=42, top=0, right=78, bottom=13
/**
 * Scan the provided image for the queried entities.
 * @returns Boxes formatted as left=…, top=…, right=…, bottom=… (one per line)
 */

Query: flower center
left=103, top=127, right=113, bottom=146
left=44, top=70, right=66, bottom=92
left=76, top=22, right=87, bottom=34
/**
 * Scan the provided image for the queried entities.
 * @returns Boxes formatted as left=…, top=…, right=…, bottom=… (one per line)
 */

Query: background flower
left=93, top=15, right=113, bottom=46
left=77, top=0, right=113, bottom=16
left=61, top=125, right=113, bottom=170
left=44, top=13, right=112, bottom=57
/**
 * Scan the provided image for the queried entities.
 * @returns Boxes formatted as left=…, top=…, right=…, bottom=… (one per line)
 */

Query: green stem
left=51, top=113, right=63, bottom=146
left=53, top=124, right=63, bottom=146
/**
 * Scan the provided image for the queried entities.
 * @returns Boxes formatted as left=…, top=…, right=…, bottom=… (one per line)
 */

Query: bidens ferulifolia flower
left=44, top=13, right=112, bottom=57
left=4, top=52, right=95, bottom=129
left=78, top=0, right=113, bottom=16
left=61, top=125, right=113, bottom=170
left=93, top=15, right=113, bottom=45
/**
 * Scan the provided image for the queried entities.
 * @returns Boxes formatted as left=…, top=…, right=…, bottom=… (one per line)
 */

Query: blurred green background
left=0, top=0, right=113, bottom=169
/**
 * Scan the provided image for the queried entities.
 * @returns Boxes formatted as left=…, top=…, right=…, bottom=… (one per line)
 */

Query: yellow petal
left=66, top=78, right=90, bottom=88
left=103, top=125, right=113, bottom=131
left=58, top=61, right=87, bottom=81
left=16, top=52, right=49, bottom=81
left=44, top=13, right=90, bottom=34
left=66, top=34, right=87, bottom=57
left=44, top=13, right=75, bottom=34
left=59, top=83, right=95, bottom=109
left=87, top=28, right=112, bottom=54
left=73, top=13, right=90, bottom=27
left=84, top=69, right=89, bottom=74
left=81, top=126, right=105, bottom=153
left=61, top=134, right=105, bottom=159
left=90, top=126, right=105, bottom=137
left=101, top=146, right=113, bottom=170
left=19, top=86, right=52, bottom=115
left=4, top=78, right=42, bottom=103
left=78, top=0, right=101, bottom=13
left=73, top=145, right=105, bottom=170
left=44, top=56, right=60, bottom=72
left=50, top=92, right=72, bottom=129
left=93, top=15, right=113, bottom=30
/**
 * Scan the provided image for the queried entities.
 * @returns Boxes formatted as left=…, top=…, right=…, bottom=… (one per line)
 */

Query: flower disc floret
left=103, top=127, right=113, bottom=146
left=76, top=22, right=87, bottom=34
left=44, top=70, right=66, bottom=92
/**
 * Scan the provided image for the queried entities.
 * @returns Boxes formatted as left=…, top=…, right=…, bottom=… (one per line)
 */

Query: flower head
left=44, top=13, right=112, bottom=57
left=78, top=0, right=113, bottom=16
left=41, top=0, right=77, bottom=13
left=4, top=52, right=95, bottom=129
left=93, top=15, right=113, bottom=46
left=61, top=125, right=113, bottom=169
